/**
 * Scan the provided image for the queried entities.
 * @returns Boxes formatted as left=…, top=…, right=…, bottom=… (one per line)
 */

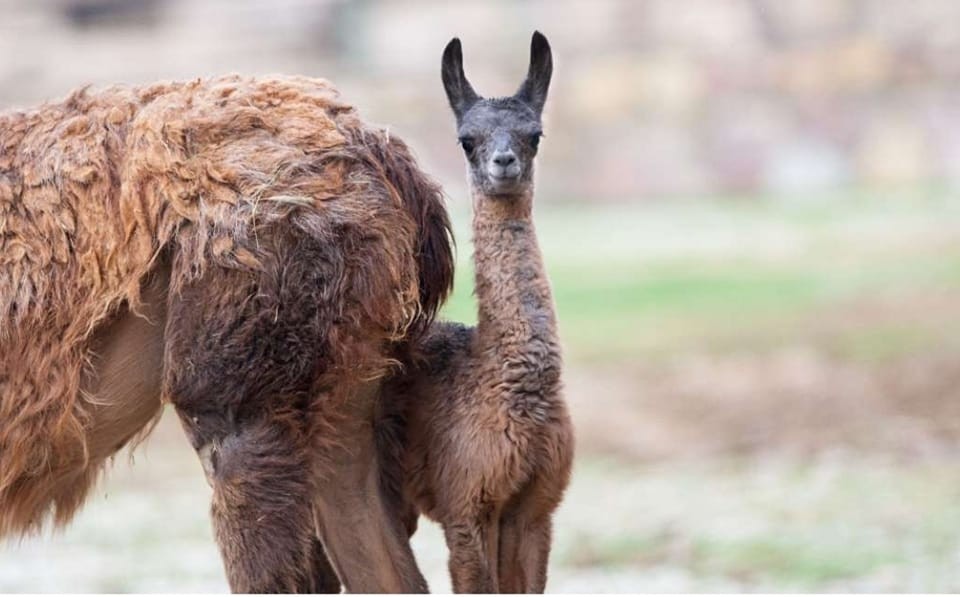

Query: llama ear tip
left=443, top=38, right=464, bottom=64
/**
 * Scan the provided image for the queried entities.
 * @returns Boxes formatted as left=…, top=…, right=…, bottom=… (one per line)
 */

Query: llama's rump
left=0, top=75, right=453, bottom=536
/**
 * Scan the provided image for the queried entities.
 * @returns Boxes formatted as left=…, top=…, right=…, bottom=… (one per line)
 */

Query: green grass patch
left=689, top=535, right=897, bottom=586
left=439, top=197, right=960, bottom=363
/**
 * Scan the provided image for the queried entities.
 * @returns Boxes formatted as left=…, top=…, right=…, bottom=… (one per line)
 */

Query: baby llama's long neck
left=470, top=189, right=562, bottom=401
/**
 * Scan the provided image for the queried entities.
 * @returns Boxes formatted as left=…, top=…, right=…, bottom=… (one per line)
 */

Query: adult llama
left=0, top=75, right=453, bottom=592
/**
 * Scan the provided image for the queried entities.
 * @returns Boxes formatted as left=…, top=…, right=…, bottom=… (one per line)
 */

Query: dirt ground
left=6, top=343, right=960, bottom=592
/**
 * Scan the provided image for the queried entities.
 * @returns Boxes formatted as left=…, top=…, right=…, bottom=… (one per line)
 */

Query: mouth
left=487, top=175, right=523, bottom=194
left=489, top=172, right=521, bottom=185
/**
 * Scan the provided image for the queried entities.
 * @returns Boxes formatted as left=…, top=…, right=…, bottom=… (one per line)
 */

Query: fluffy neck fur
left=470, top=188, right=561, bottom=397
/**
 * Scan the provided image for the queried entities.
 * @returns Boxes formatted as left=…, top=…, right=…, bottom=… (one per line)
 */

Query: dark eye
left=459, top=136, right=476, bottom=154
left=529, top=132, right=543, bottom=150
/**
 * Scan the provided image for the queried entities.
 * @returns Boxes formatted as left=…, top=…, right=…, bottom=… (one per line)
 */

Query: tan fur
left=0, top=71, right=453, bottom=578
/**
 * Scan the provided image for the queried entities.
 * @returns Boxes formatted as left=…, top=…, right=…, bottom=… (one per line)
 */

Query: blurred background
left=3, top=0, right=960, bottom=591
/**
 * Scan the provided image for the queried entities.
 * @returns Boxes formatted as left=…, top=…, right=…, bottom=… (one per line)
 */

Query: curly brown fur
left=384, top=215, right=573, bottom=592
left=379, top=32, right=574, bottom=593
left=0, top=74, right=452, bottom=592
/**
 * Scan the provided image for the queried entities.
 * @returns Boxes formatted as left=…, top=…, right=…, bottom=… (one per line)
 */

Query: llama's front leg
left=498, top=514, right=552, bottom=593
left=444, top=521, right=496, bottom=593
left=496, top=474, right=565, bottom=593
left=498, top=475, right=567, bottom=593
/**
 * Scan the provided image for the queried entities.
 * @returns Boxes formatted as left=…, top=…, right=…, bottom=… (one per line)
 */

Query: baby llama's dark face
left=455, top=98, right=543, bottom=197
left=441, top=31, right=553, bottom=199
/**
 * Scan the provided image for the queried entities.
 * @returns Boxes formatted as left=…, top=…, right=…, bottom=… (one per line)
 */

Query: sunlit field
left=4, top=192, right=960, bottom=592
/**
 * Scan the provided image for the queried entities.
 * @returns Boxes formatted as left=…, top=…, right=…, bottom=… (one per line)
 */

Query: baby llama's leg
left=482, top=506, right=503, bottom=590
left=445, top=519, right=496, bottom=593
left=498, top=477, right=564, bottom=593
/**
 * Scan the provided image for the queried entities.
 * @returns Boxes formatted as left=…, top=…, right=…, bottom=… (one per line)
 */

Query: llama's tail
left=360, top=131, right=455, bottom=340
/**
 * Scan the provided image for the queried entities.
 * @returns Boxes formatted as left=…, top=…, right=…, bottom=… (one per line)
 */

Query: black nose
left=493, top=152, right=516, bottom=167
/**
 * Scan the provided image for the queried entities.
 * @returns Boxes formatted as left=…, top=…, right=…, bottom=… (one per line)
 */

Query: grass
left=440, top=195, right=960, bottom=363
left=547, top=455, right=960, bottom=591
left=688, top=535, right=896, bottom=586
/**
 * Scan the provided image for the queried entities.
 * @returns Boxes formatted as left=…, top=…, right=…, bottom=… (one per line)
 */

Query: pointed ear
left=514, top=31, right=553, bottom=115
left=441, top=37, right=480, bottom=123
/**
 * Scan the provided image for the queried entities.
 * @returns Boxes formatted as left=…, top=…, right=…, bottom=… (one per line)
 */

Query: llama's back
left=0, top=75, right=453, bottom=537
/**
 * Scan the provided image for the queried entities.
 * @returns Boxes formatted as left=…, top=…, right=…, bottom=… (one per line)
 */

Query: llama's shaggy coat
left=0, top=75, right=453, bottom=546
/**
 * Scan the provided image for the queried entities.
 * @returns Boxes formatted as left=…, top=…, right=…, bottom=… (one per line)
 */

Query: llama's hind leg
left=301, top=536, right=341, bottom=593
left=312, top=380, right=428, bottom=593
left=188, top=414, right=320, bottom=592
left=164, top=231, right=425, bottom=592
left=164, top=261, right=334, bottom=592
left=482, top=507, right=502, bottom=591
